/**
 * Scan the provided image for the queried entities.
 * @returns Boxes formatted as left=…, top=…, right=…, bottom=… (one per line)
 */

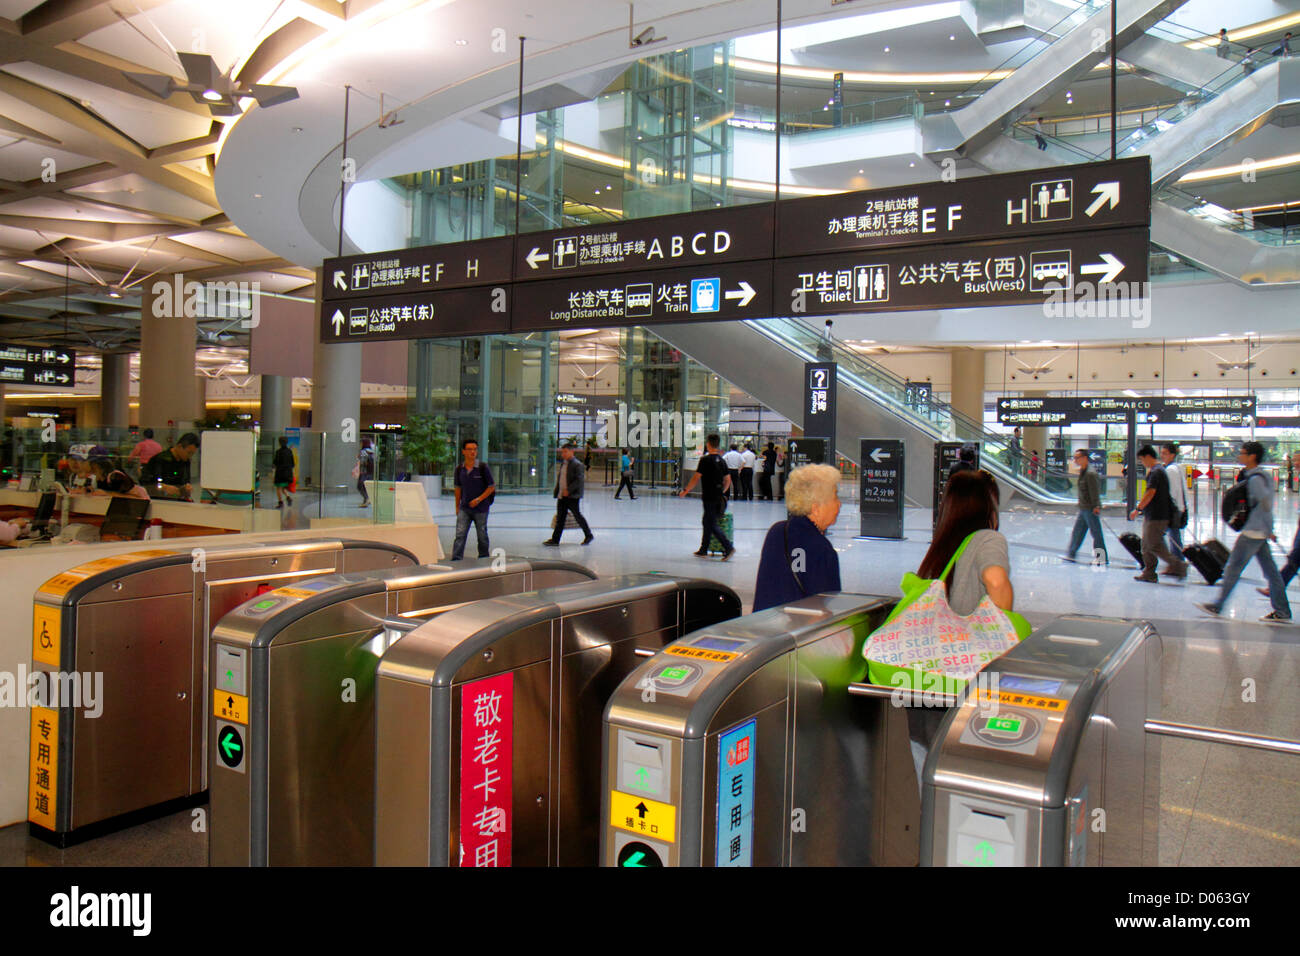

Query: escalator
left=646, top=317, right=1074, bottom=507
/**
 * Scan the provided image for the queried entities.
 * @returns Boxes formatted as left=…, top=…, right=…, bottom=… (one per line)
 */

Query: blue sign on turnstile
left=715, top=719, right=757, bottom=867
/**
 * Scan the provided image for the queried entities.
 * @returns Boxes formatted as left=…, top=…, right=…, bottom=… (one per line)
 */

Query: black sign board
left=1257, top=415, right=1300, bottom=429
left=804, top=362, right=837, bottom=451
left=514, top=202, right=774, bottom=282
left=787, top=437, right=826, bottom=467
left=997, top=394, right=1255, bottom=427
left=510, top=260, right=772, bottom=333
left=859, top=439, right=904, bottom=539
left=0, top=344, right=76, bottom=387
left=776, top=157, right=1150, bottom=257
left=323, top=237, right=514, bottom=301
left=554, top=392, right=592, bottom=415
left=319, top=287, right=508, bottom=343
left=777, top=227, right=1149, bottom=316
left=905, top=380, right=932, bottom=413
left=933, top=441, right=980, bottom=527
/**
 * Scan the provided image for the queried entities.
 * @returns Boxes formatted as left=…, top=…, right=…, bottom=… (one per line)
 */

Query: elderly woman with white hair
left=753, top=463, right=843, bottom=612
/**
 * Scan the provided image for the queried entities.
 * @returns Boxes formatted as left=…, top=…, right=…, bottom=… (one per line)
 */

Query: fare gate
left=27, top=539, right=416, bottom=845
left=922, top=615, right=1160, bottom=867
left=601, top=594, right=901, bottom=867
left=207, top=557, right=595, bottom=866
left=374, top=574, right=741, bottom=867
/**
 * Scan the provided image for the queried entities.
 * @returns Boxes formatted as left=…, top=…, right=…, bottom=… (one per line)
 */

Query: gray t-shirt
left=948, top=529, right=1010, bottom=616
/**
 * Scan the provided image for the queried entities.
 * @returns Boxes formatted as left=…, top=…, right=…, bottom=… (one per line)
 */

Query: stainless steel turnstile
left=208, top=557, right=595, bottom=866
left=921, top=615, right=1160, bottom=867
left=27, top=539, right=416, bottom=845
left=600, top=593, right=900, bottom=867
left=374, top=573, right=742, bottom=867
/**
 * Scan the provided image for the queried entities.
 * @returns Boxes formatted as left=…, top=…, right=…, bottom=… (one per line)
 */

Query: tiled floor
left=3, top=489, right=1295, bottom=866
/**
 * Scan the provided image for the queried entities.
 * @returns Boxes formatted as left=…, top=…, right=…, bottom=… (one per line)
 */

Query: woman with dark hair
left=918, top=469, right=1014, bottom=615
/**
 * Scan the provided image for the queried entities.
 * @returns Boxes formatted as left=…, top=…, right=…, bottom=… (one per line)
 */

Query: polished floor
left=3, top=485, right=1295, bottom=866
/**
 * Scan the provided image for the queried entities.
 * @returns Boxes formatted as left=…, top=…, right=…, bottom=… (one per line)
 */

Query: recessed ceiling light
left=949, top=35, right=955, bottom=41
left=883, top=46, right=890, bottom=52
left=909, top=161, right=916, bottom=167
left=858, top=168, right=864, bottom=174
left=254, top=193, right=262, bottom=198
left=202, top=89, right=222, bottom=101
left=455, top=38, right=467, bottom=46
left=944, top=100, right=950, bottom=106
left=291, top=126, right=303, bottom=133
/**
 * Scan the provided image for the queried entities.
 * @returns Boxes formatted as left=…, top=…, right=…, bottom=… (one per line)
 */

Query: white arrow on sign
left=724, top=281, right=756, bottom=307
left=331, top=309, right=345, bottom=334
left=333, top=270, right=348, bottom=291
left=1085, top=181, right=1120, bottom=217
left=870, top=447, right=891, bottom=463
left=56, top=373, right=69, bottom=384
left=525, top=247, right=550, bottom=269
left=1080, top=253, right=1125, bottom=284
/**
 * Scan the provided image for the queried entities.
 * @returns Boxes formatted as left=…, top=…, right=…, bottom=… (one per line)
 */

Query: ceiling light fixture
left=123, top=52, right=299, bottom=117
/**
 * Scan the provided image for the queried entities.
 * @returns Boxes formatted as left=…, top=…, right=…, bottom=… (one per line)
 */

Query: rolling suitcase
left=708, top=511, right=735, bottom=554
left=1119, top=531, right=1144, bottom=569
left=1184, top=539, right=1228, bottom=584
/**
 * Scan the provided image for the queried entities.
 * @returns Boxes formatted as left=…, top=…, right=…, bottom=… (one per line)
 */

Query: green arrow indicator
left=633, top=767, right=649, bottom=788
left=225, top=669, right=234, bottom=683
left=622, top=851, right=647, bottom=867
left=220, top=733, right=241, bottom=759
left=969, top=840, right=996, bottom=866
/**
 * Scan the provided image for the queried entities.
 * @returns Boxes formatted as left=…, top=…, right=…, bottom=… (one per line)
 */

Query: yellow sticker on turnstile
left=28, top=705, right=59, bottom=829
left=214, top=690, right=249, bottom=725
left=35, top=550, right=176, bottom=598
left=272, top=586, right=318, bottom=600
left=663, top=645, right=739, bottom=664
left=32, top=605, right=61, bottom=668
left=610, top=790, right=677, bottom=843
left=975, top=688, right=1068, bottom=712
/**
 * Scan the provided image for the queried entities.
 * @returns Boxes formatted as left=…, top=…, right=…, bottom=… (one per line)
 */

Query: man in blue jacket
left=1198, top=442, right=1291, bottom=622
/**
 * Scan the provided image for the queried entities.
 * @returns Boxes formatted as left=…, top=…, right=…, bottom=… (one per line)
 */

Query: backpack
left=1221, top=479, right=1252, bottom=531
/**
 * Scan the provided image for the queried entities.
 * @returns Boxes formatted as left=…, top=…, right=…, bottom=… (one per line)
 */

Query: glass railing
left=0, top=425, right=416, bottom=532
left=745, top=317, right=1084, bottom=502
left=774, top=93, right=924, bottom=134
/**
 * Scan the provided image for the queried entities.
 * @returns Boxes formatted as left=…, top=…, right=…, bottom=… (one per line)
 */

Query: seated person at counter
left=752, top=463, right=843, bottom=612
left=0, top=516, right=30, bottom=545
left=141, top=433, right=199, bottom=499
left=72, top=458, right=150, bottom=500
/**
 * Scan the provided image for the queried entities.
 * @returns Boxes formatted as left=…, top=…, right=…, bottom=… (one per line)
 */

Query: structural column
left=100, top=352, right=131, bottom=429
left=311, top=270, right=362, bottom=495
left=260, top=375, right=293, bottom=435
left=139, top=276, right=198, bottom=427
left=1021, top=389, right=1050, bottom=474
left=948, top=348, right=985, bottom=426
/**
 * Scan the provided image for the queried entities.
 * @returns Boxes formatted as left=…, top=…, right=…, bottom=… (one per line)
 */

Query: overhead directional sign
left=0, top=344, right=76, bottom=387
left=776, top=157, right=1150, bottom=257
left=777, top=227, right=1149, bottom=315
left=996, top=394, right=1255, bottom=426
left=322, top=237, right=514, bottom=301
left=510, top=260, right=771, bottom=333
left=319, top=286, right=508, bottom=343
left=514, top=202, right=774, bottom=280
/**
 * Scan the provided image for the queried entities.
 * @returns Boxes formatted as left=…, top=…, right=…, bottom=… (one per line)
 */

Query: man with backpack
left=1129, top=444, right=1188, bottom=582
left=1160, top=442, right=1187, bottom=561
left=1198, top=441, right=1291, bottom=623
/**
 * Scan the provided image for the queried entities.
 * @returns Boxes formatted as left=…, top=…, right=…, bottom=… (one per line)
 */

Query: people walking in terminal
left=777, top=445, right=788, bottom=499
left=740, top=443, right=756, bottom=500
left=752, top=464, right=841, bottom=612
left=545, top=443, right=593, bottom=546
left=1029, top=450, right=1041, bottom=481
left=1273, top=32, right=1292, bottom=58
left=1259, top=451, right=1300, bottom=598
left=1065, top=449, right=1108, bottom=564
left=1008, top=426, right=1022, bottom=474
left=143, top=432, right=200, bottom=499
left=1200, top=442, right=1290, bottom=622
left=1217, top=28, right=1231, bottom=58
left=127, top=428, right=161, bottom=469
left=948, top=444, right=977, bottom=482
left=723, top=443, right=743, bottom=501
left=680, top=434, right=733, bottom=561
left=1034, top=116, right=1047, bottom=150
left=614, top=448, right=636, bottom=500
left=1242, top=47, right=1257, bottom=74
left=1128, top=444, right=1187, bottom=583
left=759, top=441, right=777, bottom=500
left=355, top=438, right=374, bottom=506
left=1161, top=442, right=1187, bottom=562
left=451, top=439, right=495, bottom=560
left=273, top=436, right=295, bottom=509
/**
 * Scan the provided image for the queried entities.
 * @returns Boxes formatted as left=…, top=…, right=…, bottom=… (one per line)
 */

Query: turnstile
left=208, top=557, right=595, bottom=866
left=374, top=573, right=742, bottom=866
left=27, top=538, right=416, bottom=845
left=921, top=615, right=1160, bottom=867
left=600, top=593, right=901, bottom=866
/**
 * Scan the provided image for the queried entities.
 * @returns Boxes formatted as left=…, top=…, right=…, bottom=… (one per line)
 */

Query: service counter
left=0, top=489, right=281, bottom=537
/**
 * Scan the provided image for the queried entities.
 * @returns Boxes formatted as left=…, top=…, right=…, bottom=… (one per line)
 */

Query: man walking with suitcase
left=1201, top=442, right=1291, bottom=622
left=1129, top=445, right=1188, bottom=582
left=1065, top=449, right=1107, bottom=564
left=680, top=434, right=734, bottom=560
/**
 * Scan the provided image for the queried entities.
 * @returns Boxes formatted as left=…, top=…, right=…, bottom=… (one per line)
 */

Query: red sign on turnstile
left=458, top=671, right=513, bottom=867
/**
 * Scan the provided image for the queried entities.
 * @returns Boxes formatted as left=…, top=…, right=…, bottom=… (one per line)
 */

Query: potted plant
left=403, top=413, right=454, bottom=496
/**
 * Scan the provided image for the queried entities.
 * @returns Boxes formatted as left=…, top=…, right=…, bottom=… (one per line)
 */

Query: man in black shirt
left=759, top=441, right=777, bottom=500
left=142, top=433, right=199, bottom=499
left=1129, top=444, right=1187, bottom=582
left=679, top=434, right=734, bottom=560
